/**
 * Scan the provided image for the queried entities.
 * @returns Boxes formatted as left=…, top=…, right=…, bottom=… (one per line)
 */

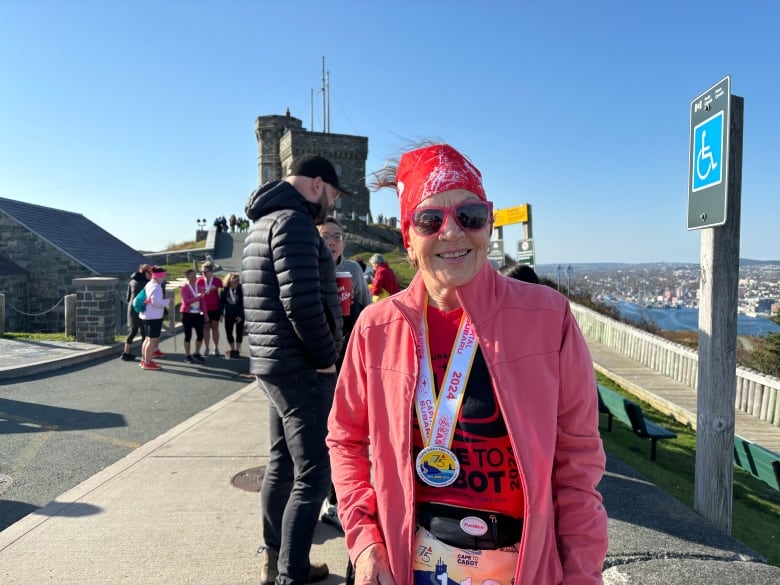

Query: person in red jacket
left=327, top=143, right=608, bottom=585
left=368, top=253, right=400, bottom=301
left=196, top=261, right=223, bottom=356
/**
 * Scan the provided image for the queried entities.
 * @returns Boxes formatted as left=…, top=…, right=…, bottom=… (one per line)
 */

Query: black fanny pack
left=417, top=502, right=523, bottom=550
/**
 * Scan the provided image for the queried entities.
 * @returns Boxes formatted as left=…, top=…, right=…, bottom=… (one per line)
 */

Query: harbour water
left=607, top=300, right=780, bottom=337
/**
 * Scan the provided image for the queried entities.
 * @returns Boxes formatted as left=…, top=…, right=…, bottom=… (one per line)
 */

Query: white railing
left=571, top=302, right=780, bottom=427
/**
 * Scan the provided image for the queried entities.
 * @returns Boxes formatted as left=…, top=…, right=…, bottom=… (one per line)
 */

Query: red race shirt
left=412, top=306, right=524, bottom=518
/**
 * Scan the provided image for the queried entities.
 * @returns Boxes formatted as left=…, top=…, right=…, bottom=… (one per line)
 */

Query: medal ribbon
left=414, top=295, right=479, bottom=449
left=187, top=283, right=200, bottom=312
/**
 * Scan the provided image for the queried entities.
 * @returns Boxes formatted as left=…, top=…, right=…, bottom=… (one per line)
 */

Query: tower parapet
left=254, top=111, right=369, bottom=219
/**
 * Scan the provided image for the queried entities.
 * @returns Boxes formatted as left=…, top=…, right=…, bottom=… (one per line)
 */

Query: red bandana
left=396, top=144, right=486, bottom=247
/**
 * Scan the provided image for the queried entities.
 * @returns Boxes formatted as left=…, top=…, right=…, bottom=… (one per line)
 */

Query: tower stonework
left=255, top=112, right=370, bottom=219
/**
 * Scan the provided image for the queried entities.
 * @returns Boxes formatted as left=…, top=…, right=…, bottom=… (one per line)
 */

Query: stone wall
left=73, top=277, right=118, bottom=344
left=0, top=214, right=92, bottom=331
left=255, top=114, right=371, bottom=220
left=0, top=275, right=29, bottom=331
left=281, top=130, right=370, bottom=219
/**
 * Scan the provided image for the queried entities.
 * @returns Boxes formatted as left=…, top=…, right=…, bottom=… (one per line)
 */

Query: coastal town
left=537, top=261, right=780, bottom=318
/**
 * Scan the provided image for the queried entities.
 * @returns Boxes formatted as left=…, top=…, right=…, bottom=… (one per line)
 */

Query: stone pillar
left=73, top=277, right=118, bottom=344
left=64, top=294, right=77, bottom=337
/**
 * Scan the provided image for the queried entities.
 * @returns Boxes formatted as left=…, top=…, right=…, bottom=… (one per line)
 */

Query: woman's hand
left=354, top=543, right=396, bottom=585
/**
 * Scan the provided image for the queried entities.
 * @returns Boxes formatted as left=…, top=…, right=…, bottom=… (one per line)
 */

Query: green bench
left=733, top=435, right=780, bottom=491
left=597, top=384, right=677, bottom=461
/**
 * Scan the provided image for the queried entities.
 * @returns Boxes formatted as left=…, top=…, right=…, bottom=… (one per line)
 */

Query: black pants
left=257, top=369, right=336, bottom=585
left=223, top=313, right=243, bottom=345
left=125, top=309, right=147, bottom=344
left=182, top=312, right=204, bottom=343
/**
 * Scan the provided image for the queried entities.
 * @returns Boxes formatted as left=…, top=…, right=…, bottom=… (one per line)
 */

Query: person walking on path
left=197, top=261, right=223, bottom=356
left=368, top=253, right=400, bottom=302
left=180, top=268, right=206, bottom=364
left=219, top=272, right=245, bottom=358
left=138, top=266, right=169, bottom=371
left=242, top=153, right=345, bottom=585
left=121, top=263, right=151, bottom=361
left=327, top=143, right=607, bottom=584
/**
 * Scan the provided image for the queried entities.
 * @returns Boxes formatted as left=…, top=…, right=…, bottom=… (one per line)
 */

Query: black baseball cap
left=289, top=154, right=352, bottom=197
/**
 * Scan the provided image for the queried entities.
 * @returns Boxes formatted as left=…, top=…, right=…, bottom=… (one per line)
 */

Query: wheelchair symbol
left=696, top=130, right=718, bottom=181
left=692, top=111, right=724, bottom=191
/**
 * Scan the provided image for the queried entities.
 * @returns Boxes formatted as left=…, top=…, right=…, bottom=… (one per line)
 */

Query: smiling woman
left=327, top=143, right=608, bottom=585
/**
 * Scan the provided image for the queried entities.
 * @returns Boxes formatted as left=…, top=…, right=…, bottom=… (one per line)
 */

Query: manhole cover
left=0, top=474, right=13, bottom=496
left=232, top=466, right=265, bottom=492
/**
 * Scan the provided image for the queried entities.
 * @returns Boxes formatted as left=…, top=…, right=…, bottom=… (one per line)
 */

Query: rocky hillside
left=341, top=219, right=404, bottom=257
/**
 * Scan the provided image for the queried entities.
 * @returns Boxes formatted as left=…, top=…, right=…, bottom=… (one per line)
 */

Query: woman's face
left=318, top=223, right=345, bottom=262
left=406, top=189, right=490, bottom=292
left=186, top=271, right=196, bottom=283
left=229, top=276, right=239, bottom=288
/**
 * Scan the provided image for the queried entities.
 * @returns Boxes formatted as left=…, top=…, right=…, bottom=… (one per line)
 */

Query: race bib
left=413, top=525, right=518, bottom=585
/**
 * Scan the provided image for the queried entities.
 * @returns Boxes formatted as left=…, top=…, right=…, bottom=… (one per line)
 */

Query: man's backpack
left=132, top=289, right=147, bottom=313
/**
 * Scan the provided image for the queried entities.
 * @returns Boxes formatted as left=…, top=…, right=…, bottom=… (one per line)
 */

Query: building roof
left=0, top=197, right=152, bottom=275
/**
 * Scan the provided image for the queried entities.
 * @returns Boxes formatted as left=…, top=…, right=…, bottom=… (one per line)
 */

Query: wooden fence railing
left=571, top=303, right=780, bottom=427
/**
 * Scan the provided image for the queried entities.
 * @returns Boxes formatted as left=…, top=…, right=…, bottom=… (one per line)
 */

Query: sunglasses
left=407, top=201, right=493, bottom=237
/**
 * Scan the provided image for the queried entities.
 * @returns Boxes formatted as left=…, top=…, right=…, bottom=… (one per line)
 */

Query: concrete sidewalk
left=0, top=383, right=349, bottom=585
left=1, top=337, right=779, bottom=584
left=0, top=336, right=122, bottom=380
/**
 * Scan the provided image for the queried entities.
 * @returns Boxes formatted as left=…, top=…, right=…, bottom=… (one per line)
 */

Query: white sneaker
left=319, top=499, right=342, bottom=532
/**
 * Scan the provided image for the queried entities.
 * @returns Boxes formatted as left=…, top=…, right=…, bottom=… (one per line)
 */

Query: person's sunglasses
left=407, top=201, right=493, bottom=237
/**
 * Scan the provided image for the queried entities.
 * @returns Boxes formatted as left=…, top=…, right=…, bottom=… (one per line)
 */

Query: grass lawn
left=596, top=372, right=780, bottom=567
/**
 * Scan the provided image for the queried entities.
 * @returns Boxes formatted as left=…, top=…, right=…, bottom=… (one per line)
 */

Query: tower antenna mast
left=321, top=56, right=326, bottom=132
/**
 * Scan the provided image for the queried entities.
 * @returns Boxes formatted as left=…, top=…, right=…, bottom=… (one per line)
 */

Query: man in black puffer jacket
left=242, top=154, right=345, bottom=585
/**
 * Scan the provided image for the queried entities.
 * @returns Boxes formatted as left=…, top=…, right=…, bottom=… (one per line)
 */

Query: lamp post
left=195, top=218, right=207, bottom=241
left=566, top=265, right=573, bottom=293
left=556, top=265, right=563, bottom=292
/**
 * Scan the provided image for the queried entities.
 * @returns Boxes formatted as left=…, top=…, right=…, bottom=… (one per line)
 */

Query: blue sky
left=2, top=1, right=778, bottom=264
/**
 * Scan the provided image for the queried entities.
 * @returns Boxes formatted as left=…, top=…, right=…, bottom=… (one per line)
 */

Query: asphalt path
left=0, top=332, right=255, bottom=531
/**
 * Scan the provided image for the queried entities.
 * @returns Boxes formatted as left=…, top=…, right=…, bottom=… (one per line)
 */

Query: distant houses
left=0, top=197, right=152, bottom=332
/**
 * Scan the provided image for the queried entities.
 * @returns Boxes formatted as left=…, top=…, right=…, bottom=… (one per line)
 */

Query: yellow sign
left=493, top=204, right=528, bottom=228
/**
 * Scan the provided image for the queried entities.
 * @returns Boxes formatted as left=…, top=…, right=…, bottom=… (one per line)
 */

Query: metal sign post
left=688, top=76, right=731, bottom=229
left=690, top=76, right=744, bottom=534
left=488, top=239, right=505, bottom=269
left=493, top=203, right=533, bottom=267
left=516, top=239, right=535, bottom=269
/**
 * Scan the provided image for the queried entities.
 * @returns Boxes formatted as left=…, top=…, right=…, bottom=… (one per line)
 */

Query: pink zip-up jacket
left=327, top=261, right=608, bottom=585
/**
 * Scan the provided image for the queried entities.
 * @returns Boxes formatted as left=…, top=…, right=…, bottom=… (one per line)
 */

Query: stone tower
left=255, top=111, right=370, bottom=219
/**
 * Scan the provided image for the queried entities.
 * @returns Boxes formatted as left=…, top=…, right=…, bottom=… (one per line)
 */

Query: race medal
left=414, top=296, right=477, bottom=489
left=416, top=445, right=460, bottom=487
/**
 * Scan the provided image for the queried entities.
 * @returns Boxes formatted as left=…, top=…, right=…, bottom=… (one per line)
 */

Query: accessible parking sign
left=688, top=76, right=730, bottom=230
